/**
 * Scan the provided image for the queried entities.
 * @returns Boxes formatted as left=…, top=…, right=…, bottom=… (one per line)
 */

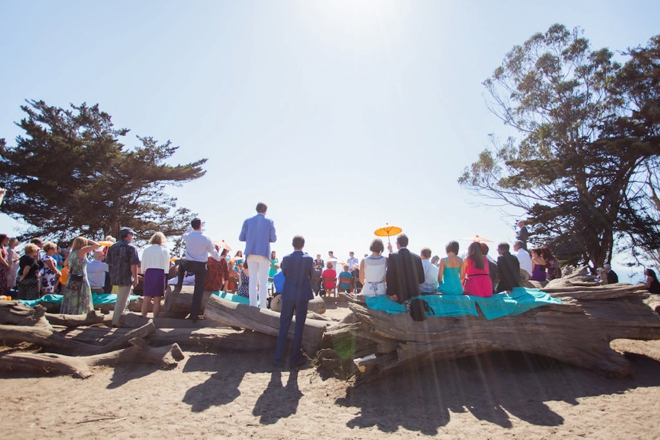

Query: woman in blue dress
left=437, top=241, right=463, bottom=295
left=237, top=260, right=250, bottom=298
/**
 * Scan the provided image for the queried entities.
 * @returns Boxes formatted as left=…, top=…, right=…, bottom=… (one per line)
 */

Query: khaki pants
left=112, top=285, right=132, bottom=326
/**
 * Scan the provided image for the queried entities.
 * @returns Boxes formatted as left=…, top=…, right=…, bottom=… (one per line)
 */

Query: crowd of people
left=2, top=208, right=660, bottom=337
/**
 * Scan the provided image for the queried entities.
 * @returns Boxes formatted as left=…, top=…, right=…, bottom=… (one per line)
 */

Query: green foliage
left=0, top=100, right=206, bottom=244
left=459, top=25, right=660, bottom=267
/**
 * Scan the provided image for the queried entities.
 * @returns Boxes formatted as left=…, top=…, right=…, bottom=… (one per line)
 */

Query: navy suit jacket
left=281, top=250, right=314, bottom=302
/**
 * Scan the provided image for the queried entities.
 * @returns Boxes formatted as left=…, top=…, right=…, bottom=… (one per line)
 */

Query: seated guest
left=496, top=242, right=519, bottom=293
left=419, top=247, right=439, bottom=294
left=530, top=248, right=547, bottom=281
left=595, top=267, right=607, bottom=284
left=321, top=262, right=337, bottom=295
left=430, top=255, right=440, bottom=267
left=87, top=250, right=109, bottom=294
left=604, top=264, right=619, bottom=284
left=338, top=264, right=353, bottom=293
left=438, top=241, right=463, bottom=295
left=237, top=260, right=250, bottom=298
left=360, top=238, right=387, bottom=297
left=205, top=248, right=229, bottom=291
left=311, top=267, right=322, bottom=295
left=480, top=243, right=498, bottom=293
left=273, top=269, right=285, bottom=295
left=386, top=234, right=424, bottom=303
left=225, top=260, right=239, bottom=293
left=541, top=246, right=562, bottom=280
left=513, top=240, right=532, bottom=284
left=461, top=242, right=492, bottom=297
left=643, top=268, right=660, bottom=294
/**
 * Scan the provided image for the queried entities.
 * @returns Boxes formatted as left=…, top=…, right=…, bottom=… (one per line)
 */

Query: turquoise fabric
left=365, top=287, right=560, bottom=320
left=473, top=287, right=562, bottom=320
left=19, top=293, right=139, bottom=307
left=213, top=291, right=250, bottom=305
left=366, top=294, right=479, bottom=317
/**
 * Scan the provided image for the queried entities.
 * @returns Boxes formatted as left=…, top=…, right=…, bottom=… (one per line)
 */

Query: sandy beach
left=2, top=300, right=660, bottom=439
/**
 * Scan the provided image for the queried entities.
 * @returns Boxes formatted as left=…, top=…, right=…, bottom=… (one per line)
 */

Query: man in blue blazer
left=274, top=235, right=314, bottom=368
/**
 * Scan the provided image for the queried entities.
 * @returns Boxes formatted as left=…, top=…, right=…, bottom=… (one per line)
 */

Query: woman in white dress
left=359, top=239, right=388, bottom=297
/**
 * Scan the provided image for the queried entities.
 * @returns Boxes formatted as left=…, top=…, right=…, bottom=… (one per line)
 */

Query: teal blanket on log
left=19, top=293, right=140, bottom=308
left=365, top=287, right=561, bottom=320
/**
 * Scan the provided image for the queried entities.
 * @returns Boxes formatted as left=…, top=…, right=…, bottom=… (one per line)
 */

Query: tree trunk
left=203, top=295, right=331, bottom=354
left=0, top=338, right=184, bottom=379
left=317, top=273, right=660, bottom=381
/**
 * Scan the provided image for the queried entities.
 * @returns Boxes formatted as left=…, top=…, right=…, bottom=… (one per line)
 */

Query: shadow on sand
left=334, top=350, right=660, bottom=436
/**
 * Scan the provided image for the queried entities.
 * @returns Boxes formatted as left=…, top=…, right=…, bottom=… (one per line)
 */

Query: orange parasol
left=374, top=223, right=403, bottom=244
left=98, top=241, right=114, bottom=247
left=213, top=240, right=232, bottom=252
left=462, top=235, right=493, bottom=243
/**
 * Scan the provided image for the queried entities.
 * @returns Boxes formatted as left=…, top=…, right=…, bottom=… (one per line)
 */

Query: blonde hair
left=71, top=236, right=88, bottom=251
left=105, top=235, right=117, bottom=243
left=149, top=232, right=166, bottom=245
left=24, top=243, right=39, bottom=256
left=43, top=242, right=57, bottom=253
left=9, top=238, right=18, bottom=247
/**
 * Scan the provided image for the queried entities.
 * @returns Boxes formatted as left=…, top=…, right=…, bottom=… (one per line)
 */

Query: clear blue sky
left=0, top=0, right=657, bottom=279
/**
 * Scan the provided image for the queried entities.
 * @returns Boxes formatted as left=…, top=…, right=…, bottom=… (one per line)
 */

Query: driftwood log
left=317, top=275, right=660, bottom=381
left=203, top=295, right=331, bottom=353
left=163, top=286, right=212, bottom=315
left=0, top=301, right=156, bottom=356
left=0, top=338, right=184, bottom=378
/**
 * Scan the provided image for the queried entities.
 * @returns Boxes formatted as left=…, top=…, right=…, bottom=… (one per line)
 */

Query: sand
left=2, top=303, right=660, bottom=439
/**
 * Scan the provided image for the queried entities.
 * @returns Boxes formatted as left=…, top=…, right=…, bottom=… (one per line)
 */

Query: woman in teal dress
left=268, top=250, right=279, bottom=279
left=437, top=241, right=463, bottom=295
left=60, top=236, right=100, bottom=315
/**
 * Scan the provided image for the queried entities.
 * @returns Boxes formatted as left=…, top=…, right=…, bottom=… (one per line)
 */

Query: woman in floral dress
left=40, top=242, right=62, bottom=295
left=60, top=236, right=100, bottom=315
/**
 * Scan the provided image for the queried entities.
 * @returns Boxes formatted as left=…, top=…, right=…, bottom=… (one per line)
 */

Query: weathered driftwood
left=163, top=286, right=213, bottom=315
left=55, top=325, right=278, bottom=352
left=270, top=295, right=327, bottom=315
left=0, top=301, right=156, bottom=356
left=45, top=310, right=112, bottom=327
left=203, top=295, right=331, bottom=353
left=0, top=338, right=184, bottom=378
left=318, top=278, right=660, bottom=381
left=0, top=300, right=46, bottom=326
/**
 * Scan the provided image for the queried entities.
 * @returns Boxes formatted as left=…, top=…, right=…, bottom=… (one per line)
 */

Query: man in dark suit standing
left=386, top=234, right=424, bottom=304
left=495, top=242, right=520, bottom=293
left=604, top=264, right=619, bottom=284
left=274, top=235, right=314, bottom=368
left=516, top=220, right=529, bottom=250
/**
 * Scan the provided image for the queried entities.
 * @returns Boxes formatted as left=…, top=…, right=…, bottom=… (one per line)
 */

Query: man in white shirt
left=513, top=240, right=532, bottom=284
left=419, top=247, right=439, bottom=294
left=87, top=250, right=109, bottom=294
left=347, top=251, right=360, bottom=292
left=174, top=218, right=222, bottom=322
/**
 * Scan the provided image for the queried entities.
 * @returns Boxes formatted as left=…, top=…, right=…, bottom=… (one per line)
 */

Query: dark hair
left=271, top=250, right=276, bottom=259
left=530, top=248, right=542, bottom=257
left=396, top=234, right=409, bottom=247
left=221, top=249, right=228, bottom=257
left=256, top=202, right=267, bottom=213
left=243, top=260, right=248, bottom=269
left=480, top=243, right=489, bottom=255
left=369, top=239, right=384, bottom=253
left=467, top=242, right=484, bottom=270
left=498, top=242, right=510, bottom=252
left=420, top=247, right=432, bottom=259
left=646, top=268, right=658, bottom=281
left=540, top=245, right=556, bottom=261
left=191, top=218, right=202, bottom=230
left=31, top=237, right=43, bottom=246
left=445, top=241, right=459, bottom=255
left=292, top=235, right=305, bottom=249
left=0, top=234, right=8, bottom=245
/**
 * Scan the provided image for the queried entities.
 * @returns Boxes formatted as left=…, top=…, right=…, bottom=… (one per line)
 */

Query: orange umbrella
left=98, top=241, right=114, bottom=247
left=213, top=240, right=232, bottom=252
left=374, top=223, right=403, bottom=244
left=462, top=235, right=493, bottom=243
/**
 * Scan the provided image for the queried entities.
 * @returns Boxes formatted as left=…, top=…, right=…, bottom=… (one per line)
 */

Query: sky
left=0, top=0, right=658, bottom=281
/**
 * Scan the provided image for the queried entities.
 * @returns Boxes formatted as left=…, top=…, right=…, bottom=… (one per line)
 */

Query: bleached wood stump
left=318, top=274, right=660, bottom=381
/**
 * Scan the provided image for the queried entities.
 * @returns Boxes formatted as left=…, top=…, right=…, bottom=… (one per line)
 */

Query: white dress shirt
left=516, top=248, right=533, bottom=275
